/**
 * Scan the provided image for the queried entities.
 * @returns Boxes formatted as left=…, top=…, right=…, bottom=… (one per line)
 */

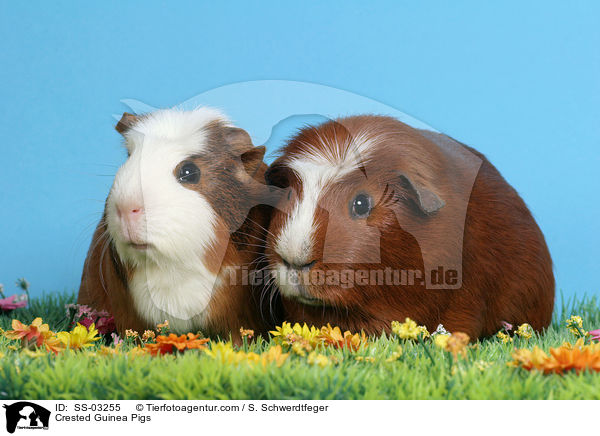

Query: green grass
left=1, top=291, right=599, bottom=400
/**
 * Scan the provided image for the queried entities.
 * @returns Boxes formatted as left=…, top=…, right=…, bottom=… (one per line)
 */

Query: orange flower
left=319, top=324, right=367, bottom=351
left=143, top=333, right=209, bottom=356
left=445, top=332, right=470, bottom=359
left=511, top=341, right=600, bottom=374
left=4, top=318, right=53, bottom=348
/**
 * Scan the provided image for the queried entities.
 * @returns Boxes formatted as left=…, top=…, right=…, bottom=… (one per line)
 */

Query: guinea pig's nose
left=282, top=258, right=317, bottom=270
left=116, top=204, right=144, bottom=221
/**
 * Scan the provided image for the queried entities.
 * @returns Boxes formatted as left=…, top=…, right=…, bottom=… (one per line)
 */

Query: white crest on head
left=106, top=107, right=230, bottom=328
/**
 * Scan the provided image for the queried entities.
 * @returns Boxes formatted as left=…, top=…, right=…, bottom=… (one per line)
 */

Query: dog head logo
left=3, top=402, right=50, bottom=433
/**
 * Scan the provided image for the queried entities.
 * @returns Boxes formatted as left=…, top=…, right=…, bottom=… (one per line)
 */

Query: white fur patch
left=106, top=107, right=230, bottom=329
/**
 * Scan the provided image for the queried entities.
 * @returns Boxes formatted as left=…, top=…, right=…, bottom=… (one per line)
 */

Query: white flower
left=431, top=324, right=450, bottom=336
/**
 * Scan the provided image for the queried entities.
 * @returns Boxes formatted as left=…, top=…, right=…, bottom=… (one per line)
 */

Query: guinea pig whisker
left=98, top=235, right=112, bottom=298
left=237, top=242, right=268, bottom=249
left=233, top=230, right=268, bottom=243
left=243, top=216, right=277, bottom=240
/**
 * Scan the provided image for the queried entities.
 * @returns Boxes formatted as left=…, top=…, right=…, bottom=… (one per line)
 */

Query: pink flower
left=589, top=329, right=600, bottom=341
left=111, top=332, right=123, bottom=345
left=501, top=321, right=513, bottom=332
left=96, top=316, right=116, bottom=335
left=64, top=304, right=116, bottom=335
left=0, top=294, right=28, bottom=311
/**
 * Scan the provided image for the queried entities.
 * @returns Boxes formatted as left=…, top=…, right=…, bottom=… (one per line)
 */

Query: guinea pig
left=78, top=107, right=277, bottom=342
left=263, top=115, right=554, bottom=339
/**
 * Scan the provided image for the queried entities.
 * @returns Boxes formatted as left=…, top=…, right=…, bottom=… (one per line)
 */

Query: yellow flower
left=128, top=346, right=148, bottom=358
left=98, top=345, right=121, bottom=357
left=291, top=340, right=311, bottom=356
left=434, top=334, right=450, bottom=349
left=57, top=323, right=100, bottom=350
left=205, top=342, right=288, bottom=367
left=474, top=360, right=492, bottom=371
left=385, top=345, right=403, bottom=362
left=496, top=331, right=513, bottom=344
left=566, top=315, right=584, bottom=336
left=515, top=323, right=533, bottom=340
left=271, top=322, right=321, bottom=348
left=22, top=349, right=46, bottom=358
left=391, top=318, right=429, bottom=340
left=307, top=352, right=330, bottom=368
left=260, top=345, right=289, bottom=367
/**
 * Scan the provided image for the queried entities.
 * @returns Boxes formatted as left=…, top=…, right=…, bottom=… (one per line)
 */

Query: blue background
left=0, top=2, right=598, bottom=300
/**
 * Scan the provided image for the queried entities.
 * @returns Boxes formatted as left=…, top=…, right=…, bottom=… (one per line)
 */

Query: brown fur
left=78, top=113, right=275, bottom=343
left=265, top=115, right=554, bottom=339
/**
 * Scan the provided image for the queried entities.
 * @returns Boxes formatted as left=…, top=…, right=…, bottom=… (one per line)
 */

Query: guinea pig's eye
left=350, top=193, right=372, bottom=219
left=178, top=162, right=201, bottom=184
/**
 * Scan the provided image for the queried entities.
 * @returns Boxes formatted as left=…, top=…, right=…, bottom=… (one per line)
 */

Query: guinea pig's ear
left=241, top=146, right=266, bottom=177
left=223, top=127, right=266, bottom=177
left=115, top=112, right=139, bottom=135
left=397, top=172, right=445, bottom=215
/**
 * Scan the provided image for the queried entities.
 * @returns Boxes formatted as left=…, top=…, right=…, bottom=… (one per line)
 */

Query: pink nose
left=116, top=204, right=144, bottom=221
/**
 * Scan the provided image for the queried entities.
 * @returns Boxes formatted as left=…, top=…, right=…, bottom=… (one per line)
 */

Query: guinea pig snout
left=280, top=257, right=317, bottom=271
left=114, top=201, right=147, bottom=244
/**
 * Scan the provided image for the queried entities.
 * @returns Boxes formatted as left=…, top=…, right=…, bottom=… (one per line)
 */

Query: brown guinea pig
left=263, top=115, right=554, bottom=339
left=78, top=108, right=277, bottom=342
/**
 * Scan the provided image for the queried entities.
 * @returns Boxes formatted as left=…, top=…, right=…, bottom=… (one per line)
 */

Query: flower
left=43, top=335, right=65, bottom=355
left=474, top=360, right=492, bottom=371
left=4, top=318, right=52, bottom=348
left=446, top=332, right=470, bottom=359
left=515, top=323, right=534, bottom=340
left=260, top=345, right=289, bottom=367
left=270, top=322, right=321, bottom=348
left=128, top=346, right=149, bottom=358
left=385, top=346, right=403, bottom=362
left=0, top=294, right=28, bottom=311
left=142, top=330, right=156, bottom=342
left=57, top=323, right=100, bottom=350
left=156, top=320, right=170, bottom=333
left=125, top=329, right=139, bottom=339
left=431, top=324, right=450, bottom=336
left=496, top=331, right=513, bottom=344
left=307, top=352, right=330, bottom=368
left=111, top=333, right=123, bottom=345
left=501, top=321, right=513, bottom=332
left=434, top=334, right=450, bottom=349
left=205, top=342, right=288, bottom=367
left=98, top=345, right=121, bottom=357
left=391, top=318, right=429, bottom=340
left=22, top=349, right=46, bottom=358
left=240, top=327, right=254, bottom=339
left=319, top=324, right=367, bottom=351
left=143, top=333, right=209, bottom=356
left=290, top=339, right=312, bottom=356
left=510, top=341, right=600, bottom=374
left=566, top=315, right=584, bottom=336
left=589, top=329, right=600, bottom=342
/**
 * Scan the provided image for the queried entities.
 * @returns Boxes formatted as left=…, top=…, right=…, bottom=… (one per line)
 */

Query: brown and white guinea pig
left=263, top=115, right=554, bottom=339
left=78, top=107, right=277, bottom=342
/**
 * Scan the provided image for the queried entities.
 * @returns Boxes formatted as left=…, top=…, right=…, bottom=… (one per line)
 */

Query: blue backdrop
left=0, top=2, right=598, bottom=300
